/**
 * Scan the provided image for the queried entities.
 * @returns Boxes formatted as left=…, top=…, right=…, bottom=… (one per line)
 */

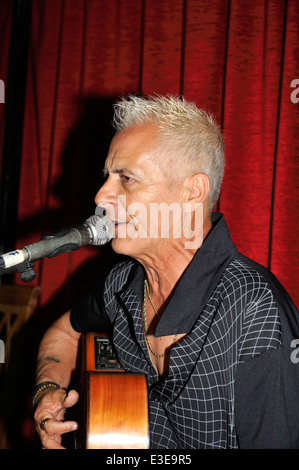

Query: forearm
left=33, top=311, right=81, bottom=448
left=36, top=310, right=81, bottom=389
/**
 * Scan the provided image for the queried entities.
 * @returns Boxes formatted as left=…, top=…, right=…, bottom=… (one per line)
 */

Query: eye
left=120, top=174, right=133, bottom=183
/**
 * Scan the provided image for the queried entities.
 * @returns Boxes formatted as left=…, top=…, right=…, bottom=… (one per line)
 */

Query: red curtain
left=0, top=0, right=299, bottom=449
left=4, top=0, right=299, bottom=309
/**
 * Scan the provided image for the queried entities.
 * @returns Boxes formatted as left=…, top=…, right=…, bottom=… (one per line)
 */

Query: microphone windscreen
left=85, top=215, right=114, bottom=245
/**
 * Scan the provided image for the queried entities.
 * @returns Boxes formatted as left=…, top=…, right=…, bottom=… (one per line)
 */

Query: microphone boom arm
left=0, top=227, right=83, bottom=282
left=0, top=214, right=113, bottom=282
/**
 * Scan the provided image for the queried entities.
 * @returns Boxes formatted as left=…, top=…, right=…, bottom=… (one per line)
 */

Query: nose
left=94, top=177, right=119, bottom=206
left=95, top=178, right=129, bottom=224
left=94, top=178, right=122, bottom=223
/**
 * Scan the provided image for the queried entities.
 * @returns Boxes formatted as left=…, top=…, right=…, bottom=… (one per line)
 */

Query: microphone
left=0, top=214, right=114, bottom=271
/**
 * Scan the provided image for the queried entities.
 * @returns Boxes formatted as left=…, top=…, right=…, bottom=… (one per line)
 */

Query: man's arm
left=33, top=310, right=82, bottom=449
left=235, top=345, right=299, bottom=449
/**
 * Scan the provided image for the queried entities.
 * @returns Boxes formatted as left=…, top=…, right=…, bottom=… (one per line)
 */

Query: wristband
left=32, top=381, right=63, bottom=407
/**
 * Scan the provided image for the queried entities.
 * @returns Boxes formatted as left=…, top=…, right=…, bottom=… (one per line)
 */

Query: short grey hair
left=113, top=95, right=225, bottom=212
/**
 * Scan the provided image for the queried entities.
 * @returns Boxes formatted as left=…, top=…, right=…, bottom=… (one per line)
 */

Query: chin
left=111, top=237, right=135, bottom=257
left=111, top=236, right=149, bottom=259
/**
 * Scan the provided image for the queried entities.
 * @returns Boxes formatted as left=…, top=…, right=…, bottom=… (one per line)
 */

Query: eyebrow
left=102, top=167, right=142, bottom=178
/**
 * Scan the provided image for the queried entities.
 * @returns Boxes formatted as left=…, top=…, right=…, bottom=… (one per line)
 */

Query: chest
left=144, top=332, right=186, bottom=378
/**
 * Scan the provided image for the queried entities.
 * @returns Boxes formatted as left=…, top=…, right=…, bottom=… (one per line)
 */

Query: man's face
left=95, top=124, right=185, bottom=258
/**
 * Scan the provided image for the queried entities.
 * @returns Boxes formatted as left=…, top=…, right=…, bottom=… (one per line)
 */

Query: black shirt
left=71, top=213, right=299, bottom=448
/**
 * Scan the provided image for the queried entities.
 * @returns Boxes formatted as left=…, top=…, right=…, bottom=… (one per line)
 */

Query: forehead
left=105, top=124, right=159, bottom=170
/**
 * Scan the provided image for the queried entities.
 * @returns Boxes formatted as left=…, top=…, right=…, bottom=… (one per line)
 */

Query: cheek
left=122, top=185, right=182, bottom=235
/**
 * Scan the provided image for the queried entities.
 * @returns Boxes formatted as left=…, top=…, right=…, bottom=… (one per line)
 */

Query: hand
left=34, top=388, right=79, bottom=449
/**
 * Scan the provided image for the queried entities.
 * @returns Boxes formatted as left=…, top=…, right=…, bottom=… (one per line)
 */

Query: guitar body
left=81, top=332, right=149, bottom=449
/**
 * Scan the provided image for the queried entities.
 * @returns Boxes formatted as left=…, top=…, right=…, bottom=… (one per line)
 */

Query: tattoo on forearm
left=37, top=356, right=61, bottom=366
left=36, top=356, right=61, bottom=377
left=43, top=356, right=60, bottom=363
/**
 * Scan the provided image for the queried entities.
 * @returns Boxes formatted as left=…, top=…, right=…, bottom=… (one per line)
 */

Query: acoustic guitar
left=79, top=332, right=149, bottom=449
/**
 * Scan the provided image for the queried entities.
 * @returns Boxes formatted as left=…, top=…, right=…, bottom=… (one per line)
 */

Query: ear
left=185, top=173, right=210, bottom=207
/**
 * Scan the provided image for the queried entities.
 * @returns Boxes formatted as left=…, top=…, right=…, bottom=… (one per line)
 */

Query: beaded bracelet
left=32, top=381, right=62, bottom=407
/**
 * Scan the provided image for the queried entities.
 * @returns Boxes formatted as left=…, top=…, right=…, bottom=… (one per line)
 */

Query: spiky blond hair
left=113, top=95, right=225, bottom=212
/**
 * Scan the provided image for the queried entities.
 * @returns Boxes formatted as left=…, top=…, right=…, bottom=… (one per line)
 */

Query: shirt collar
left=120, top=213, right=238, bottom=336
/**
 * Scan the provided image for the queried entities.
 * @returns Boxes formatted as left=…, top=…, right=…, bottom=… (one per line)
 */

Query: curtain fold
left=2, top=0, right=298, bottom=309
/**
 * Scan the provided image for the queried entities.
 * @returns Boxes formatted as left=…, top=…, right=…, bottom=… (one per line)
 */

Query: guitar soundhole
left=94, top=336, right=122, bottom=370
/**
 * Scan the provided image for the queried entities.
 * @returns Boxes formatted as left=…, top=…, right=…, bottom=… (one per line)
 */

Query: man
left=33, top=95, right=299, bottom=449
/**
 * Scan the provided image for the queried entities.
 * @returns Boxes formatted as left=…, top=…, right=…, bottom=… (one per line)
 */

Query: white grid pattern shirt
left=71, top=213, right=299, bottom=449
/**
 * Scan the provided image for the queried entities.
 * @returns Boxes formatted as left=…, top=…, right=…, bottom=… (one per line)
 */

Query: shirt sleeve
left=235, top=345, right=299, bottom=449
left=70, top=260, right=135, bottom=334
left=70, top=275, right=112, bottom=333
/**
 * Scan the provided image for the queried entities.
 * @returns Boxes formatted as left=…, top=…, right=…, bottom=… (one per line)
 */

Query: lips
left=113, top=221, right=126, bottom=226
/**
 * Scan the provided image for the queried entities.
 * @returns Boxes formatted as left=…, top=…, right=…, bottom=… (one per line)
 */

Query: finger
left=39, top=419, right=65, bottom=449
left=41, top=418, right=78, bottom=436
left=63, top=389, right=79, bottom=408
left=41, top=434, right=66, bottom=450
